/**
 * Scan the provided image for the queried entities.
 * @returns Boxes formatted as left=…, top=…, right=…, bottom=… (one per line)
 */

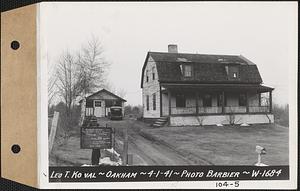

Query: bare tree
left=102, top=81, right=126, bottom=98
left=197, top=116, right=205, bottom=126
left=116, top=88, right=127, bottom=98
left=48, top=75, right=57, bottom=107
left=261, top=93, right=272, bottom=123
left=48, top=55, right=58, bottom=108
left=102, top=81, right=116, bottom=94
left=48, top=74, right=57, bottom=108
left=55, top=51, right=79, bottom=117
left=227, top=107, right=242, bottom=125
left=76, top=37, right=109, bottom=97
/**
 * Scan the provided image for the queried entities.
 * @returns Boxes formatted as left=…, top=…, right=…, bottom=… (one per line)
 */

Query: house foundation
left=170, top=114, right=274, bottom=126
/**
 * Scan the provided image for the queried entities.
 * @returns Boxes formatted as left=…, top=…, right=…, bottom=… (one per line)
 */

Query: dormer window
left=233, top=72, right=237, bottom=78
left=183, top=65, right=192, bottom=77
left=226, top=65, right=239, bottom=80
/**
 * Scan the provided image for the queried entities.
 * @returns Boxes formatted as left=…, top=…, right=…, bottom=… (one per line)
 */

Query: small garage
left=80, top=89, right=126, bottom=118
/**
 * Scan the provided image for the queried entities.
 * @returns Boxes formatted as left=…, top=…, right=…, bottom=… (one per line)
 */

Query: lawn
left=141, top=124, right=289, bottom=165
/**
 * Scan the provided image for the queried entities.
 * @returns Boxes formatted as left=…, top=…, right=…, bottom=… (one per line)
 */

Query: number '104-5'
left=216, top=181, right=239, bottom=188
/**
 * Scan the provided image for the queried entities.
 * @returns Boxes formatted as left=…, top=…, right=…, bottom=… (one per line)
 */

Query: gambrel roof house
left=141, top=45, right=274, bottom=126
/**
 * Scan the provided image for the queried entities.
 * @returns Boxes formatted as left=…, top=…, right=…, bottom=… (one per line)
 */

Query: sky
left=41, top=2, right=297, bottom=106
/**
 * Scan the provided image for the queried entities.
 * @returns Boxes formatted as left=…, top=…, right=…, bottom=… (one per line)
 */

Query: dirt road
left=127, top=127, right=194, bottom=165
left=97, top=118, right=204, bottom=165
left=51, top=118, right=208, bottom=166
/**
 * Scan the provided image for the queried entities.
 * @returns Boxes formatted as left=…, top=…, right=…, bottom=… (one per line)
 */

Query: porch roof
left=161, top=83, right=274, bottom=93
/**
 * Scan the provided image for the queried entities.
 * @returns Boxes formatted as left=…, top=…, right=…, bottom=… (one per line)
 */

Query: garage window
left=94, top=100, right=101, bottom=107
left=86, top=100, right=94, bottom=108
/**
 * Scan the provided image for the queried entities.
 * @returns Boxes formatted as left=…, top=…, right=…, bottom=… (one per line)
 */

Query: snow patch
left=100, top=157, right=122, bottom=166
left=240, top=123, right=250, bottom=126
left=81, top=156, right=122, bottom=166
left=81, top=164, right=92, bottom=167
left=254, top=162, right=268, bottom=166
left=104, top=148, right=121, bottom=157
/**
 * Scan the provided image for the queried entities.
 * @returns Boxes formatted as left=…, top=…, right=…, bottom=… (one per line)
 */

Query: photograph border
left=35, top=2, right=298, bottom=189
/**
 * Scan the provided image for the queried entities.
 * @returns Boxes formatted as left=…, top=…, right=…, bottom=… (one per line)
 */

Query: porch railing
left=171, top=106, right=223, bottom=115
left=171, top=106, right=196, bottom=115
left=199, top=106, right=222, bottom=114
left=224, top=106, right=247, bottom=113
left=249, top=106, right=269, bottom=113
left=170, top=106, right=270, bottom=115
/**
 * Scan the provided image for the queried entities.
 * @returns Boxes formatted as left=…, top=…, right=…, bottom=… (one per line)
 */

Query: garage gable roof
left=81, top=89, right=127, bottom=102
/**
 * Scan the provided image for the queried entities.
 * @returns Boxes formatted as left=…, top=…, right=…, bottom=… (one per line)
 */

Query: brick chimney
left=168, top=44, right=178, bottom=53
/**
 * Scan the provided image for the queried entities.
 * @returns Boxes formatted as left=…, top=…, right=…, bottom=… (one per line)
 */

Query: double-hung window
left=146, top=95, right=149, bottom=111
left=184, top=65, right=192, bottom=77
left=146, top=70, right=149, bottom=82
left=152, top=67, right=155, bottom=80
left=239, top=93, right=247, bottom=106
left=152, top=93, right=156, bottom=110
left=176, top=94, right=186, bottom=107
left=203, top=94, right=212, bottom=107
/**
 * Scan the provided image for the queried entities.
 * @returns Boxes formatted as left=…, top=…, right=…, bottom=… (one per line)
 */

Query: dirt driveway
left=99, top=118, right=210, bottom=165
left=51, top=118, right=209, bottom=166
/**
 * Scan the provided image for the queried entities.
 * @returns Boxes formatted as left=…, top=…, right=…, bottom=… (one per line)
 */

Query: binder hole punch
left=11, top=40, right=20, bottom=50
left=11, top=144, right=21, bottom=154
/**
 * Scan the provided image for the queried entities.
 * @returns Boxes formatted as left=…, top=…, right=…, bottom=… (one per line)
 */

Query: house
left=140, top=44, right=274, bottom=126
left=79, top=89, right=126, bottom=118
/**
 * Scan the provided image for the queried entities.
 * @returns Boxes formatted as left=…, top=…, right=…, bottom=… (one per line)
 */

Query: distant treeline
left=49, top=102, right=81, bottom=137
left=273, top=104, right=289, bottom=127
left=124, top=105, right=143, bottom=118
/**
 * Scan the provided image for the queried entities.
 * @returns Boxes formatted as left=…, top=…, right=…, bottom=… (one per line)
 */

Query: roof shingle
left=141, top=52, right=263, bottom=88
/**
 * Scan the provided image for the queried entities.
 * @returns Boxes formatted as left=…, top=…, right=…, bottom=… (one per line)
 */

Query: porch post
left=168, top=89, right=172, bottom=116
left=159, top=85, right=162, bottom=117
left=196, top=92, right=199, bottom=115
left=269, top=91, right=272, bottom=113
left=246, top=92, right=249, bottom=113
left=222, top=91, right=225, bottom=113
left=83, top=98, right=86, bottom=117
left=258, top=93, right=261, bottom=106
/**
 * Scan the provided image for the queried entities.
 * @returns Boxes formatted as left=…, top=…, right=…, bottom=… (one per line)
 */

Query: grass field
left=142, top=124, right=289, bottom=165
left=50, top=117, right=289, bottom=166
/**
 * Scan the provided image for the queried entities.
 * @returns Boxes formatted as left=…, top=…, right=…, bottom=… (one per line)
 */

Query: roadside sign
left=81, top=127, right=112, bottom=149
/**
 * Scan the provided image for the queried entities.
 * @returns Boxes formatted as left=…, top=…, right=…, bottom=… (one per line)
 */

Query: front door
left=94, top=100, right=105, bottom=117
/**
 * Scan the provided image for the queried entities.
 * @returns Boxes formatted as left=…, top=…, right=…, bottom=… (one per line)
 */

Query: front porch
left=170, top=106, right=270, bottom=115
left=161, top=83, right=274, bottom=117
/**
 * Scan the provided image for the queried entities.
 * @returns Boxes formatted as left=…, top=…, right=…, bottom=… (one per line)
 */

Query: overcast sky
left=41, top=2, right=297, bottom=106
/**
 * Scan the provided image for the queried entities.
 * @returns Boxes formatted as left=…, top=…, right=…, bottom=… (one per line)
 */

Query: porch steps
left=152, top=117, right=169, bottom=128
